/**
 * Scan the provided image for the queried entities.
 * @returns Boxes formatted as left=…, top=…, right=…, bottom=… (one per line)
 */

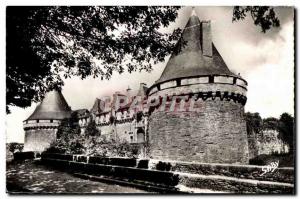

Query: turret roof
left=155, top=10, right=237, bottom=84
left=26, top=90, right=72, bottom=120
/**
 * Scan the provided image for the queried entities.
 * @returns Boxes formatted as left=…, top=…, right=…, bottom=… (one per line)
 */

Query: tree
left=7, top=6, right=280, bottom=113
left=232, top=6, right=280, bottom=33
left=85, top=117, right=100, bottom=137
left=6, top=6, right=181, bottom=113
left=278, top=113, right=294, bottom=153
left=245, top=112, right=263, bottom=136
left=262, top=117, right=279, bottom=130
left=51, top=114, right=84, bottom=154
left=8, top=142, right=24, bottom=154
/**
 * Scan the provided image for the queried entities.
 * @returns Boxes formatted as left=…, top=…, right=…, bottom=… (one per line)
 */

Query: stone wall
left=23, top=128, right=57, bottom=152
left=256, top=129, right=289, bottom=155
left=149, top=98, right=249, bottom=164
left=39, top=153, right=294, bottom=193
left=95, top=117, right=147, bottom=144
left=115, top=122, right=136, bottom=143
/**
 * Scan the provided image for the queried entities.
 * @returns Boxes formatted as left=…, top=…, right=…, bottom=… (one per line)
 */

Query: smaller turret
left=23, top=90, right=72, bottom=152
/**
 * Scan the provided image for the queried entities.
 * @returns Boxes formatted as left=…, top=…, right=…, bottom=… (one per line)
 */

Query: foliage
left=6, top=6, right=181, bottom=113
left=82, top=136, right=140, bottom=158
left=278, top=113, right=294, bottom=153
left=233, top=6, right=280, bottom=33
left=48, top=115, right=140, bottom=157
left=7, top=6, right=281, bottom=113
left=249, top=153, right=294, bottom=167
left=7, top=142, right=24, bottom=153
left=85, top=117, right=100, bottom=137
left=262, top=117, right=279, bottom=130
left=48, top=117, right=84, bottom=154
left=245, top=112, right=294, bottom=155
left=245, top=112, right=262, bottom=136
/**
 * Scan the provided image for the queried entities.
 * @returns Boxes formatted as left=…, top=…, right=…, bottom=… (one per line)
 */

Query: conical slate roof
left=155, top=11, right=236, bottom=84
left=26, top=90, right=72, bottom=120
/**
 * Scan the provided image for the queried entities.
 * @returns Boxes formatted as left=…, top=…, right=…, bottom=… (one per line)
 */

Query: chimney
left=201, top=21, right=212, bottom=57
left=126, top=86, right=132, bottom=102
left=112, top=92, right=119, bottom=109
left=140, top=83, right=146, bottom=88
left=138, top=83, right=147, bottom=97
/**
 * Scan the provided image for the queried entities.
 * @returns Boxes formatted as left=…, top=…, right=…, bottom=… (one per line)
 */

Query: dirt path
left=6, top=160, right=150, bottom=194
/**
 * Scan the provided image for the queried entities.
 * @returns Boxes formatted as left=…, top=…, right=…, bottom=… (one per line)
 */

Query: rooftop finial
left=191, top=6, right=197, bottom=16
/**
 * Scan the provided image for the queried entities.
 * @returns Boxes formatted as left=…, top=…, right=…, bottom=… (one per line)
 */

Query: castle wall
left=256, top=129, right=289, bottom=155
left=149, top=98, right=249, bottom=164
left=23, top=128, right=57, bottom=152
left=96, top=120, right=142, bottom=143
left=96, top=124, right=113, bottom=139
left=115, top=122, right=136, bottom=143
left=247, top=130, right=259, bottom=159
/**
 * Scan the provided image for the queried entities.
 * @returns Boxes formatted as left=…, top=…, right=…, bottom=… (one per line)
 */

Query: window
left=176, top=79, right=181, bottom=86
left=50, top=119, right=53, bottom=123
left=36, top=120, right=39, bottom=123
left=233, top=77, right=237, bottom=85
left=130, top=136, right=133, bottom=142
left=209, top=76, right=214, bottom=83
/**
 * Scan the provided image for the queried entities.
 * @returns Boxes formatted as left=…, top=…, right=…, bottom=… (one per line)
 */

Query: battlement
left=23, top=119, right=61, bottom=130
left=148, top=75, right=247, bottom=106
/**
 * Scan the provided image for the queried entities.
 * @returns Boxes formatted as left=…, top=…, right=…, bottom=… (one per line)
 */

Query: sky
left=6, top=6, right=294, bottom=143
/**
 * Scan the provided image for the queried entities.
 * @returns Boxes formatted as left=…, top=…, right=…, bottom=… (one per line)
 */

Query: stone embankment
left=36, top=153, right=294, bottom=194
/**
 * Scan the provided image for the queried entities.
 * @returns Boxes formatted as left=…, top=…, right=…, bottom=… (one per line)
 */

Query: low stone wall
left=163, top=160, right=294, bottom=184
left=13, top=151, right=41, bottom=161
left=40, top=153, right=294, bottom=194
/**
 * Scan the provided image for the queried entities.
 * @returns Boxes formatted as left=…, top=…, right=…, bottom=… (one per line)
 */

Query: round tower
left=147, top=10, right=249, bottom=164
left=23, top=90, right=72, bottom=152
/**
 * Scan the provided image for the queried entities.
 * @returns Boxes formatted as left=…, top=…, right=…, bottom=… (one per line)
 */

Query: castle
left=23, top=10, right=250, bottom=164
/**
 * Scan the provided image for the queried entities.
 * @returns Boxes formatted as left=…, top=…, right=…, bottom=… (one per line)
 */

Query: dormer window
left=50, top=119, right=53, bottom=123
left=36, top=120, right=39, bottom=123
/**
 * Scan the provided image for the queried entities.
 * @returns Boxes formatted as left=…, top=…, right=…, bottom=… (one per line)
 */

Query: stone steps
left=176, top=172, right=294, bottom=194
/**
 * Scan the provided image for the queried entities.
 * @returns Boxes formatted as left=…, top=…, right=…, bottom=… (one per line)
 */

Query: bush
left=156, top=161, right=172, bottom=171
left=83, top=136, right=141, bottom=158
left=249, top=153, right=294, bottom=167
left=7, top=142, right=24, bottom=154
left=47, top=114, right=143, bottom=158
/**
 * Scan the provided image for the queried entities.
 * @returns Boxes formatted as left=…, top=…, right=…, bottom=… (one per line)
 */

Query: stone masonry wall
left=257, top=129, right=289, bottom=155
left=149, top=98, right=249, bottom=164
left=23, top=128, right=57, bottom=152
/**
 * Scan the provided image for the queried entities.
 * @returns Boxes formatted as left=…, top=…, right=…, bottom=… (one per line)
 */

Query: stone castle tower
left=23, top=90, right=72, bottom=151
left=147, top=10, right=249, bottom=163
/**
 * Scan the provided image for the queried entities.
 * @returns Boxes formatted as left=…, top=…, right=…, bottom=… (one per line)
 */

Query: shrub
left=249, top=153, right=294, bottom=167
